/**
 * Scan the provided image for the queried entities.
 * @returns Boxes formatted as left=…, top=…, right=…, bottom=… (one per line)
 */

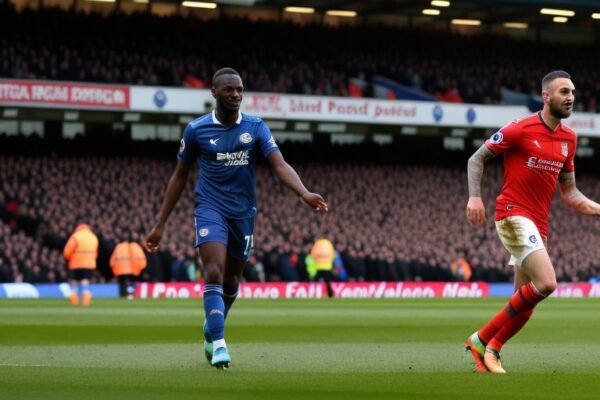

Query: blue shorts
left=194, top=207, right=255, bottom=261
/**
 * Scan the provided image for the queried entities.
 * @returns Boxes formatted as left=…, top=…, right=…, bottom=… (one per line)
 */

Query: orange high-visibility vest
left=63, top=224, right=99, bottom=270
left=110, top=242, right=147, bottom=276
left=130, top=242, right=147, bottom=276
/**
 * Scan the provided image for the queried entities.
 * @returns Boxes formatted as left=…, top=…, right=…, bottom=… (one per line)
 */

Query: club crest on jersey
left=561, top=141, right=568, bottom=157
left=529, top=235, right=537, bottom=244
left=239, top=132, right=253, bottom=144
left=490, top=132, right=503, bottom=144
left=179, top=139, right=185, bottom=153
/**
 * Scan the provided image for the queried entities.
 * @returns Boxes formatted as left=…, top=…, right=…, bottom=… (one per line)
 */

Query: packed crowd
left=2, top=5, right=600, bottom=111
left=2, top=151, right=600, bottom=284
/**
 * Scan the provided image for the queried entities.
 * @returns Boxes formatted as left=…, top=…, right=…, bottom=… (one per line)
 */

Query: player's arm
left=266, top=151, right=328, bottom=211
left=558, top=172, right=600, bottom=216
left=145, top=161, right=192, bottom=251
left=466, top=144, right=497, bottom=226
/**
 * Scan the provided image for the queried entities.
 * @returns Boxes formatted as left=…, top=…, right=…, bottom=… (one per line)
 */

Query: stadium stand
left=2, top=4, right=600, bottom=284
left=1, top=136, right=600, bottom=284
left=2, top=4, right=600, bottom=111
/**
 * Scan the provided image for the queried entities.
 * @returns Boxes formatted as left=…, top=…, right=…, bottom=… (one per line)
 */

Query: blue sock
left=79, top=282, right=90, bottom=297
left=223, top=288, right=239, bottom=319
left=80, top=282, right=90, bottom=297
left=204, top=284, right=225, bottom=342
left=204, top=288, right=237, bottom=342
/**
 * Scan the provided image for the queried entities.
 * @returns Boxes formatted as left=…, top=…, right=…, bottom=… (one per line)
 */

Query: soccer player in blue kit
left=145, top=68, right=328, bottom=369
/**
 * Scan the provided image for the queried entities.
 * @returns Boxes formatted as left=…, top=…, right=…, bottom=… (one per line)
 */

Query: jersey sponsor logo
left=268, top=137, right=277, bottom=147
left=490, top=132, right=503, bottom=144
left=216, top=150, right=250, bottom=166
left=179, top=139, right=185, bottom=153
left=209, top=138, right=220, bottom=146
left=561, top=141, right=568, bottom=157
left=239, top=132, right=253, bottom=144
left=526, top=156, right=564, bottom=174
left=199, top=228, right=209, bottom=237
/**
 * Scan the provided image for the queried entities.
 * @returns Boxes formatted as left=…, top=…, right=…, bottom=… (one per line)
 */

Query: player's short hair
left=212, top=67, right=241, bottom=86
left=542, top=70, right=571, bottom=91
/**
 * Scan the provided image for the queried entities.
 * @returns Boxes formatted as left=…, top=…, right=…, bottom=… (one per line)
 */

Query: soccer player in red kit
left=464, top=70, right=600, bottom=373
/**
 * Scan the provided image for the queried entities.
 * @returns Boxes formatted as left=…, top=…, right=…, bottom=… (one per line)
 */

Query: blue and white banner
left=1, top=79, right=599, bottom=136
left=0, top=283, right=119, bottom=298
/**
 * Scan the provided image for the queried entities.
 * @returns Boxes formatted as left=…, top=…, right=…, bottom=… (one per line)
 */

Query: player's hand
left=144, top=224, right=165, bottom=252
left=301, top=192, right=329, bottom=212
left=466, top=197, right=486, bottom=227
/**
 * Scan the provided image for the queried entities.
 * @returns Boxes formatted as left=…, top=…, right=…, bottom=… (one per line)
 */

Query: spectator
left=0, top=5, right=599, bottom=111
left=1, top=139, right=600, bottom=284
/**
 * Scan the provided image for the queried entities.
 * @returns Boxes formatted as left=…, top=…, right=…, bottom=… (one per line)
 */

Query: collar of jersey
left=212, top=110, right=242, bottom=125
left=537, top=111, right=562, bottom=133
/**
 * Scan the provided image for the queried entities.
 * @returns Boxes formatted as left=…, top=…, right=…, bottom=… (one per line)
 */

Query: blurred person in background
left=110, top=240, right=147, bottom=299
left=144, top=67, right=328, bottom=369
left=63, top=223, right=98, bottom=306
left=450, top=255, right=472, bottom=282
left=465, top=70, right=600, bottom=374
left=0, top=256, right=14, bottom=283
left=306, top=238, right=345, bottom=297
left=277, top=242, right=299, bottom=282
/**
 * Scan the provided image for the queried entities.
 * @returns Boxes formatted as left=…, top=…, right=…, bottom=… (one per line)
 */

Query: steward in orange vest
left=63, top=224, right=99, bottom=306
left=110, top=241, right=147, bottom=298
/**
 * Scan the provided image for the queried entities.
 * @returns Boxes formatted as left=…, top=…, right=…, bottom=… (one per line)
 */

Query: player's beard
left=549, top=99, right=572, bottom=120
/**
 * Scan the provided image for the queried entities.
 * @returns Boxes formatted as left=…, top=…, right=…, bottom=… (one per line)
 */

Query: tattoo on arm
left=559, top=172, right=600, bottom=215
left=559, top=172, right=581, bottom=204
left=558, top=172, right=576, bottom=186
left=467, top=145, right=495, bottom=197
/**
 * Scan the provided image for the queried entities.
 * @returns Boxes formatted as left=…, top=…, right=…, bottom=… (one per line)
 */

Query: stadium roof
left=252, top=0, right=600, bottom=27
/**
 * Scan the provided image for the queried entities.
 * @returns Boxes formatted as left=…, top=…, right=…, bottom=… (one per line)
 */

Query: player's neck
left=539, top=109, right=560, bottom=131
left=215, top=109, right=240, bottom=127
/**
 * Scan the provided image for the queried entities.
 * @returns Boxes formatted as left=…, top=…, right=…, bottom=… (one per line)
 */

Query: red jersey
left=485, top=112, right=577, bottom=238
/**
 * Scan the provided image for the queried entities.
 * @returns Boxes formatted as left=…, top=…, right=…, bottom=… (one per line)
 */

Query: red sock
left=487, top=309, right=533, bottom=351
left=478, top=282, right=545, bottom=345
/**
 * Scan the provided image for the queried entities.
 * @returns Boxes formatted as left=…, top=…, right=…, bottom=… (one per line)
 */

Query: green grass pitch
left=0, top=298, right=599, bottom=399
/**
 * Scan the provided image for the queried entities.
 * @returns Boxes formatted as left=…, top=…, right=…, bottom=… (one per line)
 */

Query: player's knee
left=535, top=279, right=557, bottom=296
left=203, top=263, right=224, bottom=284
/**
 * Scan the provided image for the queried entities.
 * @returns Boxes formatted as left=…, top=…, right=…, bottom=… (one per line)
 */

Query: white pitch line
left=0, top=363, right=50, bottom=368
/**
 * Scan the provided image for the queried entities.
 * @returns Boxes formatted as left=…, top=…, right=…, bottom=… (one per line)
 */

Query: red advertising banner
left=135, top=282, right=204, bottom=298
left=0, top=79, right=130, bottom=108
left=134, top=282, right=489, bottom=299
left=329, top=282, right=489, bottom=298
left=135, top=282, right=327, bottom=299
left=239, top=282, right=326, bottom=299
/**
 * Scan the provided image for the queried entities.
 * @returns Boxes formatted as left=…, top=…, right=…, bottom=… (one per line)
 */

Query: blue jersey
left=178, top=111, right=280, bottom=219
